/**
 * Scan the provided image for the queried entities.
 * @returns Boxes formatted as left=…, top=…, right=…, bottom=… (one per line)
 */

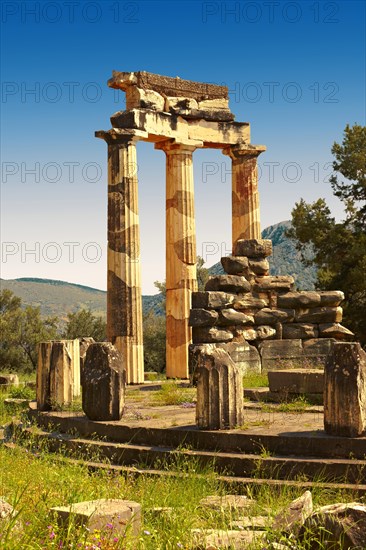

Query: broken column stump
left=37, top=340, right=79, bottom=411
left=82, top=342, right=126, bottom=421
left=195, top=346, right=243, bottom=430
left=324, top=342, right=366, bottom=437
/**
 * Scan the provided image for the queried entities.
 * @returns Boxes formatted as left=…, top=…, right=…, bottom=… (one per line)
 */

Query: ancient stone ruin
left=95, top=70, right=355, bottom=388
left=36, top=339, right=80, bottom=411
left=96, top=70, right=266, bottom=384
left=190, top=238, right=354, bottom=378
left=34, top=71, right=364, bottom=437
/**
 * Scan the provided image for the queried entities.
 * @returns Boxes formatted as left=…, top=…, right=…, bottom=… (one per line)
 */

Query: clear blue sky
left=1, top=0, right=365, bottom=293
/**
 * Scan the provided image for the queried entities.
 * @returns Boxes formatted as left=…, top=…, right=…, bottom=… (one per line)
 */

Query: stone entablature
left=97, top=72, right=266, bottom=381
left=189, top=239, right=354, bottom=374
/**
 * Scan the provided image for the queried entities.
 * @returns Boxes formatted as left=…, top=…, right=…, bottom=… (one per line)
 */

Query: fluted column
left=223, top=145, right=266, bottom=249
left=97, top=131, right=144, bottom=384
left=156, top=140, right=197, bottom=379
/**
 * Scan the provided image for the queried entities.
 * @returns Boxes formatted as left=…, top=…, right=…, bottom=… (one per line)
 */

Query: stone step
left=28, top=409, right=366, bottom=460
left=4, top=442, right=366, bottom=496
left=268, top=369, right=324, bottom=394
left=19, top=427, right=366, bottom=484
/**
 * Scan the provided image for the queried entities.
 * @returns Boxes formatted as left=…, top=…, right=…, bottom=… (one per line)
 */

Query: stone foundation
left=189, top=239, right=354, bottom=374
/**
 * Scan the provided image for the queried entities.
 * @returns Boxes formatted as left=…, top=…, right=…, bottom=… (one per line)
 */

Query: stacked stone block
left=189, top=239, right=354, bottom=374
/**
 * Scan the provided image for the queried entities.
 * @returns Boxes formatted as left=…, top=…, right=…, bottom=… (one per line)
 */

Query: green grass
left=260, top=396, right=312, bottom=413
left=0, top=379, right=36, bottom=426
left=242, top=372, right=269, bottom=388
left=0, top=390, right=362, bottom=549
left=0, top=440, right=360, bottom=549
left=152, top=381, right=196, bottom=406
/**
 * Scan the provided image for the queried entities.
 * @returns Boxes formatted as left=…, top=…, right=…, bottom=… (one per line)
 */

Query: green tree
left=288, top=124, right=366, bottom=343
left=0, top=289, right=58, bottom=372
left=62, top=308, right=106, bottom=341
left=143, top=310, right=166, bottom=373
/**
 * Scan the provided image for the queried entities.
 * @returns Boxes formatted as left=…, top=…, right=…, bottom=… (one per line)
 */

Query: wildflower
left=113, top=538, right=119, bottom=543
left=143, top=530, right=151, bottom=535
left=49, top=531, right=56, bottom=540
left=106, top=522, right=114, bottom=529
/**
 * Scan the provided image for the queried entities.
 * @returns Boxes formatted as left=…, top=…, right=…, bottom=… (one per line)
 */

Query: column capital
left=155, top=138, right=202, bottom=154
left=223, top=143, right=266, bottom=160
left=95, top=128, right=148, bottom=145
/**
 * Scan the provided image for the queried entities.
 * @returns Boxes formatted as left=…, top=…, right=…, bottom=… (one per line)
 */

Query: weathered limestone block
left=248, top=258, right=270, bottom=275
left=192, top=327, right=233, bottom=344
left=221, top=255, right=248, bottom=275
left=254, top=308, right=295, bottom=326
left=273, top=491, right=313, bottom=535
left=319, top=322, right=354, bottom=340
left=296, top=306, right=342, bottom=324
left=0, top=374, right=19, bottom=387
left=126, top=86, right=165, bottom=111
left=65, top=339, right=81, bottom=397
left=195, top=347, right=243, bottom=429
left=37, top=341, right=74, bottom=411
left=236, top=327, right=257, bottom=341
left=282, top=323, right=319, bottom=340
left=217, top=341, right=261, bottom=374
left=268, top=370, right=324, bottom=394
left=0, top=498, right=16, bottom=522
left=166, top=96, right=234, bottom=122
left=217, top=308, right=254, bottom=326
left=189, top=343, right=213, bottom=384
left=187, top=108, right=234, bottom=122
left=108, top=109, right=250, bottom=148
left=192, top=528, right=264, bottom=549
left=205, top=275, right=251, bottom=293
left=233, top=296, right=267, bottom=310
left=302, top=338, right=335, bottom=366
left=51, top=499, right=141, bottom=537
left=254, top=275, right=294, bottom=292
left=200, top=495, right=255, bottom=510
left=259, top=339, right=304, bottom=371
left=198, top=98, right=230, bottom=110
left=82, top=342, right=125, bottom=421
left=324, top=342, right=366, bottom=437
left=277, top=291, right=321, bottom=308
left=192, top=291, right=234, bottom=310
left=79, top=337, right=95, bottom=384
left=319, top=290, right=345, bottom=306
left=302, top=338, right=335, bottom=356
left=299, top=503, right=366, bottom=549
left=233, top=239, right=272, bottom=258
left=188, top=308, right=218, bottom=327
left=165, top=96, right=198, bottom=112
left=256, top=325, right=277, bottom=340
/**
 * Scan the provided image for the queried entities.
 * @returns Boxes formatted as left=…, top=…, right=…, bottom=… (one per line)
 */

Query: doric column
left=96, top=131, right=144, bottom=384
left=155, top=140, right=198, bottom=379
left=223, top=144, right=266, bottom=249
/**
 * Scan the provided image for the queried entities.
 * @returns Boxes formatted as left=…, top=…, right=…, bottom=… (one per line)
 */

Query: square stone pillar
left=223, top=144, right=266, bottom=249
left=96, top=131, right=144, bottom=384
left=156, top=140, right=198, bottom=379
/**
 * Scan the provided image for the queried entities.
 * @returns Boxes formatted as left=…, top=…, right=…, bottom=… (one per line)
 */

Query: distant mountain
left=209, top=221, right=317, bottom=290
left=262, top=221, right=317, bottom=289
left=1, top=221, right=317, bottom=320
left=0, top=277, right=107, bottom=320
